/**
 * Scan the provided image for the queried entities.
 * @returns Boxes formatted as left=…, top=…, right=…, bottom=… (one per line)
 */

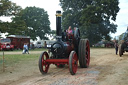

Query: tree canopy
left=0, top=1, right=51, bottom=40
left=59, top=0, right=120, bottom=45
left=0, top=0, right=22, bottom=16
left=2, top=6, right=51, bottom=40
left=0, top=0, right=22, bottom=33
left=19, top=6, right=51, bottom=40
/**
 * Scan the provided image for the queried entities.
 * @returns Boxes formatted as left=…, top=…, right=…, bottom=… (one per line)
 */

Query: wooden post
left=3, top=51, right=5, bottom=72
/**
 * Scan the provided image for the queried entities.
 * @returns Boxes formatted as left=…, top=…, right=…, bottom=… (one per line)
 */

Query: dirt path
left=0, top=48, right=128, bottom=85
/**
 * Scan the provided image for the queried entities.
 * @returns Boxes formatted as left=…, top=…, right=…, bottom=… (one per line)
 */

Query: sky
left=11, top=0, right=62, bottom=30
left=111, top=0, right=128, bottom=38
left=0, top=0, right=128, bottom=38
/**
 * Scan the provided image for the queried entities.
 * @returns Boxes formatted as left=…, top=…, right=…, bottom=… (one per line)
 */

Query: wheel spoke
left=44, top=64, right=49, bottom=72
left=69, top=51, right=78, bottom=75
left=73, top=53, right=78, bottom=73
left=86, top=57, right=88, bottom=61
left=39, top=51, right=49, bottom=74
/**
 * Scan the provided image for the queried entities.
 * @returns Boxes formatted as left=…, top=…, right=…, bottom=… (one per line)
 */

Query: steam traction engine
left=39, top=11, right=90, bottom=75
left=119, top=28, right=128, bottom=57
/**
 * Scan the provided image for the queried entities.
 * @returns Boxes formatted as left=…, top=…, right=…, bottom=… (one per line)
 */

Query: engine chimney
left=56, top=11, right=62, bottom=36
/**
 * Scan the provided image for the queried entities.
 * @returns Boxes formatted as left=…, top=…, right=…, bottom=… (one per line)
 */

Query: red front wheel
left=69, top=51, right=78, bottom=75
left=39, top=51, right=50, bottom=74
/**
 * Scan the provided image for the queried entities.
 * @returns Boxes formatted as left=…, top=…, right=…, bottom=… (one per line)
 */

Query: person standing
left=66, top=26, right=73, bottom=34
left=22, top=43, right=29, bottom=54
left=114, top=40, right=118, bottom=55
left=25, top=43, right=29, bottom=54
left=22, top=43, right=26, bottom=54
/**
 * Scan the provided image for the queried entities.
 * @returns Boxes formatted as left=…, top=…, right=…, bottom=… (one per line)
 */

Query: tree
left=0, top=0, right=22, bottom=16
left=8, top=18, right=27, bottom=35
left=59, top=0, right=120, bottom=45
left=0, top=21, right=8, bottom=33
left=0, top=0, right=22, bottom=34
left=12, top=6, right=51, bottom=40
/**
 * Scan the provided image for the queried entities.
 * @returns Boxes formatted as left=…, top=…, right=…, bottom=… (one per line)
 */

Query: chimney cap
left=56, top=11, right=61, bottom=13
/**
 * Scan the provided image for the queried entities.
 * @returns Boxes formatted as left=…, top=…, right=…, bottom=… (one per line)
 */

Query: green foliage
left=49, top=30, right=56, bottom=37
left=0, top=21, right=9, bottom=33
left=12, top=6, right=51, bottom=40
left=0, top=0, right=22, bottom=35
left=8, top=19, right=27, bottom=35
left=7, top=6, right=51, bottom=40
left=0, top=1, right=51, bottom=40
left=60, top=0, right=120, bottom=45
left=0, top=0, right=22, bottom=16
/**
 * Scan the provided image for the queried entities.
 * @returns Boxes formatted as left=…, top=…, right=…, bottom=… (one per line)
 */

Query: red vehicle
left=0, top=38, right=14, bottom=51
left=7, top=35, right=30, bottom=49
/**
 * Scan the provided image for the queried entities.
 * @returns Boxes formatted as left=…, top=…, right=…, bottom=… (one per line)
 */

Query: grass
left=0, top=54, right=40, bottom=73
left=0, top=48, right=47, bottom=73
left=5, top=54, right=39, bottom=63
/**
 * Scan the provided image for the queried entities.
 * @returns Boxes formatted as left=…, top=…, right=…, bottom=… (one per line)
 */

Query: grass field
left=0, top=54, right=38, bottom=73
left=0, top=48, right=47, bottom=73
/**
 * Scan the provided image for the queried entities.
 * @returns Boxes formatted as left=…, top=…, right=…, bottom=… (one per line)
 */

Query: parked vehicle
left=33, top=40, right=55, bottom=48
left=30, top=43, right=35, bottom=49
left=0, top=38, right=14, bottom=51
left=7, top=35, right=30, bottom=49
left=34, top=41, right=43, bottom=48
left=93, top=40, right=114, bottom=48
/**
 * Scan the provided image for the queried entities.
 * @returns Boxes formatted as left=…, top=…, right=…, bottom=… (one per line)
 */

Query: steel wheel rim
left=85, top=40, right=90, bottom=66
left=72, top=52, right=78, bottom=73
left=42, top=52, right=49, bottom=73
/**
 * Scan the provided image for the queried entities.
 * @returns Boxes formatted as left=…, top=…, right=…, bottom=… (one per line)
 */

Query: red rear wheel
left=79, top=39, right=90, bottom=68
left=39, top=51, right=50, bottom=74
left=69, top=51, right=78, bottom=75
left=85, top=39, right=90, bottom=67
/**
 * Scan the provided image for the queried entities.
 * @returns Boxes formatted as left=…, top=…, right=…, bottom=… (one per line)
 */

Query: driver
left=66, top=26, right=73, bottom=34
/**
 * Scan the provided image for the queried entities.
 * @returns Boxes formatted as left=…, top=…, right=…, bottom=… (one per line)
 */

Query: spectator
left=114, top=40, right=118, bottom=55
left=73, top=27, right=77, bottom=34
left=66, top=26, right=73, bottom=34
left=74, top=27, right=76, bottom=30
left=22, top=43, right=29, bottom=54
left=22, top=43, right=26, bottom=54
left=25, top=43, right=29, bottom=54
